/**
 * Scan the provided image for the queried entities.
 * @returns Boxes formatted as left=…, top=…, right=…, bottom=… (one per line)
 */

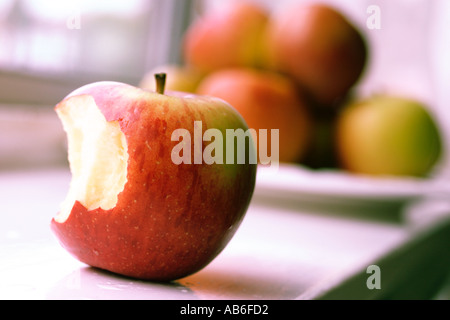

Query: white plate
left=254, top=164, right=449, bottom=209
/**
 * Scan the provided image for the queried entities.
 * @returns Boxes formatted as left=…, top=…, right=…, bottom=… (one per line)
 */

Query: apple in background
left=139, top=64, right=204, bottom=93
left=336, top=95, right=442, bottom=177
left=263, top=3, right=367, bottom=106
left=183, top=1, right=268, bottom=73
left=51, top=75, right=256, bottom=281
left=197, top=68, right=313, bottom=163
left=302, top=115, right=339, bottom=170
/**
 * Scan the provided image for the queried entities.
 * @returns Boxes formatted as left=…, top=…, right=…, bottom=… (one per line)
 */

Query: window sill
left=0, top=103, right=67, bottom=171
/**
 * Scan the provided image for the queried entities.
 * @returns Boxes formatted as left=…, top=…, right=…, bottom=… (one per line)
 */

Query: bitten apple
left=183, top=1, right=268, bottom=73
left=197, top=68, right=313, bottom=163
left=51, top=76, right=256, bottom=281
left=264, top=3, right=367, bottom=106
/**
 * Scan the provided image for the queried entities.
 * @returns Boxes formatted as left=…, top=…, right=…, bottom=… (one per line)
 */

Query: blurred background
left=0, top=0, right=192, bottom=168
left=0, top=0, right=449, bottom=176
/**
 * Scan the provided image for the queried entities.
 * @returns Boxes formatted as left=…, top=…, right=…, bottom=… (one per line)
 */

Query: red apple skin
left=183, top=1, right=268, bottom=73
left=264, top=3, right=367, bottom=106
left=197, top=68, right=313, bottom=163
left=51, top=82, right=256, bottom=281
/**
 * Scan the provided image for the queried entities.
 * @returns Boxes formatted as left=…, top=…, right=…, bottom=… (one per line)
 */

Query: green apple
left=336, top=95, right=442, bottom=177
left=51, top=74, right=256, bottom=281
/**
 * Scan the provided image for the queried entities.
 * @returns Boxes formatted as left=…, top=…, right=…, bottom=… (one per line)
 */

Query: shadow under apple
left=46, top=266, right=198, bottom=300
left=177, top=267, right=308, bottom=300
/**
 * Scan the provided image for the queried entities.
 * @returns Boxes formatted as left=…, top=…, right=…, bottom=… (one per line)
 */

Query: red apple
left=51, top=75, right=257, bottom=281
left=264, top=3, right=367, bottom=106
left=197, top=68, right=313, bottom=163
left=183, top=1, right=268, bottom=73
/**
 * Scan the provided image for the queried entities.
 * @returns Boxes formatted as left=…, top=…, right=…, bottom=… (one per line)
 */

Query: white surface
left=256, top=164, right=450, bottom=206
left=0, top=167, right=449, bottom=300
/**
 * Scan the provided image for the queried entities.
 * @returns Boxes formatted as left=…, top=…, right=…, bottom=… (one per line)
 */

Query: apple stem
left=155, top=73, right=166, bottom=95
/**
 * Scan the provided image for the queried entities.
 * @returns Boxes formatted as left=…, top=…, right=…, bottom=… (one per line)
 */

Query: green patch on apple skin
left=169, top=97, right=258, bottom=183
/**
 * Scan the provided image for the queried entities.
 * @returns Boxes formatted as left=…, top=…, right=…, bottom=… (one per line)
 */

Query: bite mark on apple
left=55, top=94, right=129, bottom=223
